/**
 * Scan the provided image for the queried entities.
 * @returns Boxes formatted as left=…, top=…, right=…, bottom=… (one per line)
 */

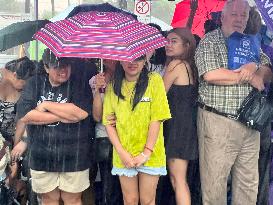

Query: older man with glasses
left=195, top=0, right=272, bottom=204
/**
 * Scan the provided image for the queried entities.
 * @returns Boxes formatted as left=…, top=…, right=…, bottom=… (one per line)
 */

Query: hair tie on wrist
left=144, top=146, right=153, bottom=153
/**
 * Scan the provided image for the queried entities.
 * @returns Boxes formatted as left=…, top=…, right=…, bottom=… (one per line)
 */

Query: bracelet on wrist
left=144, top=146, right=153, bottom=153
left=141, top=152, right=149, bottom=162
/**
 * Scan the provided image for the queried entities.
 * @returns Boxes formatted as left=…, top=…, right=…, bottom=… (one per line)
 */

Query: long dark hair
left=113, top=60, right=149, bottom=110
left=166, top=28, right=198, bottom=84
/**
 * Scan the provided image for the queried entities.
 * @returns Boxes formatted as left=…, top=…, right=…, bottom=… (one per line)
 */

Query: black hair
left=193, top=34, right=201, bottom=47
left=5, top=56, right=35, bottom=80
left=42, top=48, right=71, bottom=68
left=204, top=19, right=218, bottom=34
left=113, top=58, right=149, bottom=110
left=149, top=46, right=166, bottom=66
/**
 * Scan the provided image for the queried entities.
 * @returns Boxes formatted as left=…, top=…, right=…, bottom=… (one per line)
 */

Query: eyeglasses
left=166, top=40, right=184, bottom=46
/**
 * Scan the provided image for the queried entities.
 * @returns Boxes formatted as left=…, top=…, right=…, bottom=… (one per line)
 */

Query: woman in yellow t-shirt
left=102, top=55, right=171, bottom=205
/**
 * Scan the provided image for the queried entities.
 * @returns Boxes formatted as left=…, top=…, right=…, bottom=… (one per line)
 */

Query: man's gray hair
left=222, top=0, right=250, bottom=15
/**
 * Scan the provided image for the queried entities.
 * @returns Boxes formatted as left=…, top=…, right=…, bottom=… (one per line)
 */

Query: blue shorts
left=112, top=166, right=167, bottom=177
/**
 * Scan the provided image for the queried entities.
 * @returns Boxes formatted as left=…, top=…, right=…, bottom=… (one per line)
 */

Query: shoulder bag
left=237, top=86, right=273, bottom=132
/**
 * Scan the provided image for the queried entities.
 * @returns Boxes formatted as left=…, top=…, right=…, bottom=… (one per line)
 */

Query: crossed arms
left=203, top=62, right=272, bottom=90
left=21, top=101, right=88, bottom=125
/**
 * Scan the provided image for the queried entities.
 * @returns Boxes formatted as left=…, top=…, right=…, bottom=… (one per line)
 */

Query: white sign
left=134, top=0, right=151, bottom=24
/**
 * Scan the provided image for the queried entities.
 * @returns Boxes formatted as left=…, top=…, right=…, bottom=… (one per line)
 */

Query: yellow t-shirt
left=102, top=72, right=171, bottom=168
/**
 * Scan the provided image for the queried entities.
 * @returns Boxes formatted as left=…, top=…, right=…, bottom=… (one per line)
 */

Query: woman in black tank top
left=163, top=28, right=198, bottom=205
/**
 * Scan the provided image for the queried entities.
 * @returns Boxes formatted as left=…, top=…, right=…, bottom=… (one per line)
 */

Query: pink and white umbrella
left=34, top=11, right=167, bottom=62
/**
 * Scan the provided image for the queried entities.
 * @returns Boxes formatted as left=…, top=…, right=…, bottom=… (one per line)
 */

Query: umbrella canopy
left=34, top=11, right=167, bottom=62
left=171, top=0, right=226, bottom=37
left=0, top=20, right=51, bottom=52
left=51, top=6, right=171, bottom=31
left=66, top=2, right=137, bottom=20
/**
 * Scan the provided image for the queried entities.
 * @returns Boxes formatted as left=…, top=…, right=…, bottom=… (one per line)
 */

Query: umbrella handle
left=99, top=58, right=105, bottom=93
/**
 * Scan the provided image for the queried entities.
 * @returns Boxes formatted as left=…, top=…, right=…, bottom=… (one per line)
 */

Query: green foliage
left=28, top=41, right=47, bottom=61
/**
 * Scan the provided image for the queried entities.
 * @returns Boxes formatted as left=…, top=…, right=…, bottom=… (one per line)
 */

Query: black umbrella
left=66, top=2, right=137, bottom=20
left=0, top=19, right=51, bottom=52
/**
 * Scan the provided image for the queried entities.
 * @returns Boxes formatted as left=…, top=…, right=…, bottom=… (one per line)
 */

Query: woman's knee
left=41, top=189, right=61, bottom=204
left=169, top=172, right=187, bottom=189
left=140, top=194, right=156, bottom=205
left=61, top=191, right=82, bottom=204
left=123, top=194, right=139, bottom=205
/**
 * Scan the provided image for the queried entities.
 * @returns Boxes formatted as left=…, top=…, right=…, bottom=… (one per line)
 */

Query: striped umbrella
left=33, top=11, right=167, bottom=62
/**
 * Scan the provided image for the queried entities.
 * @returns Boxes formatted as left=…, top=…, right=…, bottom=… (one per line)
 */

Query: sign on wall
left=134, top=0, right=151, bottom=24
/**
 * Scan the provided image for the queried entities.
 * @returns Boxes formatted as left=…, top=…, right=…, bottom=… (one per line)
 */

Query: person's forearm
left=92, top=92, right=103, bottom=122
left=43, top=101, right=88, bottom=121
left=21, top=110, right=61, bottom=125
left=105, top=125, right=124, bottom=154
left=14, top=120, right=27, bottom=145
left=203, top=68, right=240, bottom=85
left=255, top=65, right=273, bottom=83
left=144, top=121, right=160, bottom=155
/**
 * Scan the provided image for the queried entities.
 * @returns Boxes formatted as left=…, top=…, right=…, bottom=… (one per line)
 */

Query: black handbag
left=0, top=181, right=19, bottom=205
left=94, top=137, right=112, bottom=163
left=237, top=87, right=273, bottom=132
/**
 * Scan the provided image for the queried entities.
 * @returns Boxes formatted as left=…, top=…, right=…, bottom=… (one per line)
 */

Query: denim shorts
left=112, top=166, right=167, bottom=177
left=0, top=172, right=6, bottom=181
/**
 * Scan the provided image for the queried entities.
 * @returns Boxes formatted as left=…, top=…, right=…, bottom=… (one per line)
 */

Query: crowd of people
left=0, top=0, right=272, bottom=205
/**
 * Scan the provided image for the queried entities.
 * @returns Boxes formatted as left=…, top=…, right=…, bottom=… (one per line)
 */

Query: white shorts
left=30, top=169, right=90, bottom=194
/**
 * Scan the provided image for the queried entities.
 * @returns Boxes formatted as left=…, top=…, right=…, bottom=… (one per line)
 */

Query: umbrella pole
left=99, top=58, right=105, bottom=93
left=100, top=58, right=103, bottom=73
left=34, top=0, right=39, bottom=61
